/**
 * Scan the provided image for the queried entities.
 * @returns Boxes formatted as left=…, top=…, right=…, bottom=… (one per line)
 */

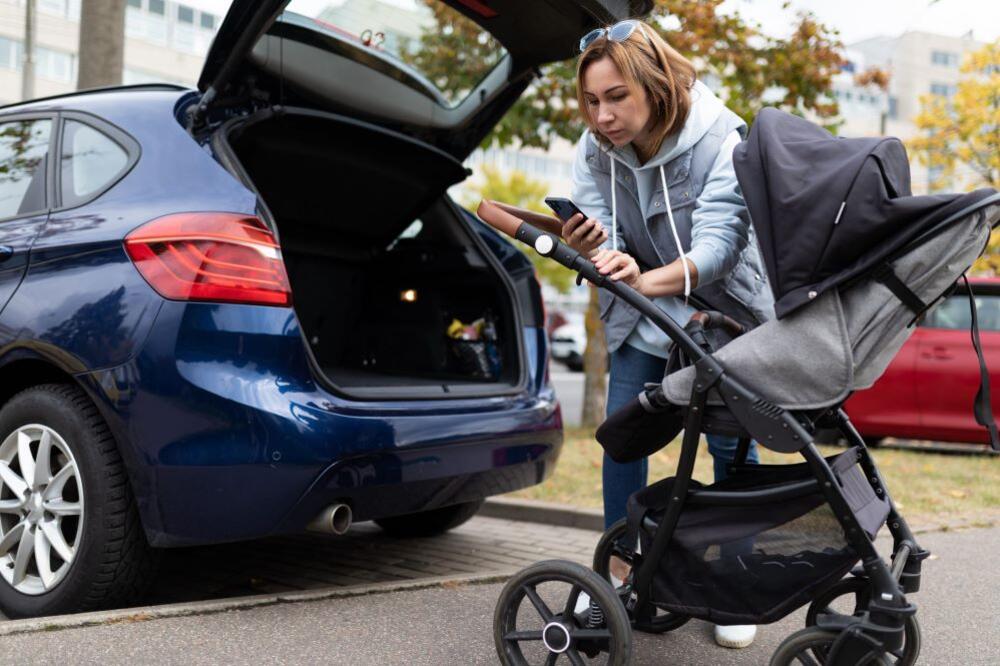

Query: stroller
left=478, top=108, right=1000, bottom=665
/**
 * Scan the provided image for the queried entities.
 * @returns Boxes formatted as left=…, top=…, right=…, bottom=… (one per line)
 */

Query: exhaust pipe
left=307, top=503, right=352, bottom=535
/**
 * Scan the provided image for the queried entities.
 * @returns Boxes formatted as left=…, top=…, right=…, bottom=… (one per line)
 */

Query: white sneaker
left=714, top=624, right=757, bottom=648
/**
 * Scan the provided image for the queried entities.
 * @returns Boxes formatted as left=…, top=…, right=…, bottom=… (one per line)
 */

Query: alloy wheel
left=0, top=424, right=84, bottom=595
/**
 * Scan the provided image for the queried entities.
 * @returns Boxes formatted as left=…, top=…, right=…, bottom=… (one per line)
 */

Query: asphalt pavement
left=1, top=524, right=996, bottom=664
left=550, top=367, right=586, bottom=427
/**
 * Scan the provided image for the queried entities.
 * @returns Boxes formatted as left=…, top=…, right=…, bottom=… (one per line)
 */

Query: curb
left=481, top=497, right=604, bottom=531
left=0, top=570, right=519, bottom=638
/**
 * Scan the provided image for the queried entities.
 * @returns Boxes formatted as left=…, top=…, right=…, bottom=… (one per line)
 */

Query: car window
left=924, top=293, right=1000, bottom=332
left=284, top=0, right=507, bottom=109
left=60, top=120, right=128, bottom=208
left=0, top=118, right=52, bottom=219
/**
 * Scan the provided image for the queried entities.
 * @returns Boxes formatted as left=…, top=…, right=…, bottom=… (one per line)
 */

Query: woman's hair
left=576, top=20, right=696, bottom=154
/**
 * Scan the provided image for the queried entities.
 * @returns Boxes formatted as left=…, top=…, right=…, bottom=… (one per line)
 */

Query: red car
left=843, top=277, right=1000, bottom=446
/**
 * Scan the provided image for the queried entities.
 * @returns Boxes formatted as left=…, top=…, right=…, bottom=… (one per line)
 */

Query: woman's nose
left=598, top=105, right=614, bottom=124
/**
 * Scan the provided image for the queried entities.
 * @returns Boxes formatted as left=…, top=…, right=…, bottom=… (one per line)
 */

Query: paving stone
left=138, top=516, right=599, bottom=608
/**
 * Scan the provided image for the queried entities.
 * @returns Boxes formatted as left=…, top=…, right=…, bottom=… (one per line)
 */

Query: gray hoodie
left=571, top=80, right=753, bottom=358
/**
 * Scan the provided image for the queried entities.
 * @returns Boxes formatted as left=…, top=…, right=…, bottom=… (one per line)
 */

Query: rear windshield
left=284, top=0, right=507, bottom=108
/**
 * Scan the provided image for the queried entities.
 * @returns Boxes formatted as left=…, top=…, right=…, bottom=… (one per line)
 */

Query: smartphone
left=544, top=197, right=586, bottom=223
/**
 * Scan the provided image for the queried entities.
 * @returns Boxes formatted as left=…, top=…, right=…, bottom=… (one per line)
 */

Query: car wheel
left=375, top=500, right=484, bottom=537
left=567, top=357, right=585, bottom=373
left=0, top=384, right=158, bottom=618
left=864, top=437, right=885, bottom=448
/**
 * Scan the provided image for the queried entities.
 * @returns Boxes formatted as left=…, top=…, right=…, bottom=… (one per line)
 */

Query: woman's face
left=581, top=56, right=653, bottom=148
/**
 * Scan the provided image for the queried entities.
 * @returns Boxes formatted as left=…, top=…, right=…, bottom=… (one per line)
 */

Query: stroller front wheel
left=593, top=518, right=690, bottom=634
left=806, top=577, right=921, bottom=665
left=493, top=559, right=632, bottom=666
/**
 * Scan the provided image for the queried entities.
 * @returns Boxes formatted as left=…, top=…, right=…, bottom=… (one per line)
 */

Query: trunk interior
left=221, top=109, right=524, bottom=399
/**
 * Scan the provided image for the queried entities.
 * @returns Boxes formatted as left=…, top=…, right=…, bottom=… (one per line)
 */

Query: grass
left=509, top=427, right=1000, bottom=527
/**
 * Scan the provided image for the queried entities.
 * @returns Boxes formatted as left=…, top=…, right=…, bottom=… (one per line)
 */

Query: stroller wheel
left=493, top=559, right=632, bottom=666
left=806, top=576, right=872, bottom=627
left=770, top=626, right=892, bottom=666
left=806, top=577, right=921, bottom=665
left=592, top=518, right=690, bottom=634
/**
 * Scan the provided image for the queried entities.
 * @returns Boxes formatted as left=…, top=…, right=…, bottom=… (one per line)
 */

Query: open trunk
left=218, top=108, right=525, bottom=399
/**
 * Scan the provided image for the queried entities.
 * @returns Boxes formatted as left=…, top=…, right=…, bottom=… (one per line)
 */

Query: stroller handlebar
left=475, top=199, right=710, bottom=363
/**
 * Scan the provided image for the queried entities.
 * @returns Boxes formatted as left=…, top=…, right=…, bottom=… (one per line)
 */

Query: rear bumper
left=81, top=301, right=561, bottom=547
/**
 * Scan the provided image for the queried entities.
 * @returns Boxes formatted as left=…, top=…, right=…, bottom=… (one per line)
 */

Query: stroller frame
left=600, top=268, right=923, bottom=664
left=478, top=195, right=967, bottom=664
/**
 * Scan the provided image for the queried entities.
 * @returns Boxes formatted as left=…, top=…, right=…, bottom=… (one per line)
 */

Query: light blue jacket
left=572, top=81, right=774, bottom=357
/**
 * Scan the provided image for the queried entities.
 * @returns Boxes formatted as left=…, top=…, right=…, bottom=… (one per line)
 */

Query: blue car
left=0, top=0, right=646, bottom=618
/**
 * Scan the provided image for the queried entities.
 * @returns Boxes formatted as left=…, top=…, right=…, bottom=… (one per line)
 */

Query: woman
left=563, top=19, right=775, bottom=649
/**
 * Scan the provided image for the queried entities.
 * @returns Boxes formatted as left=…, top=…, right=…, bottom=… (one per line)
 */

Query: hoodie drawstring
left=605, top=151, right=691, bottom=302
left=610, top=157, right=618, bottom=252
left=659, top=164, right=691, bottom=302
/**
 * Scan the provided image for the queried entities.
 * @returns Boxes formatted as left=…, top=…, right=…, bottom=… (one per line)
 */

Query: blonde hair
left=576, top=21, right=696, bottom=155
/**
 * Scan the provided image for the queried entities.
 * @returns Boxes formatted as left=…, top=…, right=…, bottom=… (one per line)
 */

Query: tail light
left=124, top=213, right=291, bottom=307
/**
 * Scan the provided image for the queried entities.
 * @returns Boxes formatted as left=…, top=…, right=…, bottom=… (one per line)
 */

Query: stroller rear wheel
left=592, top=519, right=690, bottom=634
left=806, top=577, right=920, bottom=665
left=494, top=559, right=631, bottom=665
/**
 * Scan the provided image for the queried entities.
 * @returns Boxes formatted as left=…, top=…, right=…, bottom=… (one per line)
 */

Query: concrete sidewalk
left=1, top=522, right=997, bottom=664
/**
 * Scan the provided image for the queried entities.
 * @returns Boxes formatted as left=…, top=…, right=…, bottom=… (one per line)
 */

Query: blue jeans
left=603, top=343, right=759, bottom=529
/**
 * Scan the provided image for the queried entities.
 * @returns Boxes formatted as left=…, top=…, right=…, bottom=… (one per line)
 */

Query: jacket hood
left=592, top=80, right=725, bottom=169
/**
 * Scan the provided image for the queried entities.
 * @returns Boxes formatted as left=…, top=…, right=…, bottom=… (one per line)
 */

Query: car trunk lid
left=194, top=0, right=652, bottom=157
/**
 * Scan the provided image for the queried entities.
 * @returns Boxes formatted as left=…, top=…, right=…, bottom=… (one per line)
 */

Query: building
left=0, top=0, right=227, bottom=105
left=839, top=31, right=988, bottom=192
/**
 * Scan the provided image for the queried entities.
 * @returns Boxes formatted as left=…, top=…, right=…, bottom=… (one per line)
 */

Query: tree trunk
left=77, top=0, right=127, bottom=90
left=580, top=286, right=608, bottom=428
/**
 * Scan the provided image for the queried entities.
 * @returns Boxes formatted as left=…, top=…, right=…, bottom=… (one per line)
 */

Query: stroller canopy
left=733, top=108, right=998, bottom=318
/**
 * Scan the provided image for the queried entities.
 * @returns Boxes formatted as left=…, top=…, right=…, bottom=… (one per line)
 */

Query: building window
left=36, top=48, right=75, bottom=84
left=39, top=0, right=68, bottom=16
left=177, top=4, right=194, bottom=24
left=0, top=37, right=20, bottom=71
left=127, top=0, right=142, bottom=7
left=887, top=96, right=898, bottom=119
left=930, top=82, right=957, bottom=97
left=200, top=12, right=216, bottom=30
left=148, top=0, right=165, bottom=15
left=931, top=50, right=959, bottom=67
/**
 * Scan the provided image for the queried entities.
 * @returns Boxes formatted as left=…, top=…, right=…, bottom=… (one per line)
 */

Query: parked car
left=0, top=0, right=650, bottom=618
left=549, top=311, right=586, bottom=372
left=838, top=277, right=1000, bottom=446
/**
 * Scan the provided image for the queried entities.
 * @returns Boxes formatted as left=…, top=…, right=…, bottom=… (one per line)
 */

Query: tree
left=410, top=0, right=846, bottom=425
left=77, top=0, right=128, bottom=90
left=910, top=40, right=1000, bottom=274
left=461, top=166, right=576, bottom=293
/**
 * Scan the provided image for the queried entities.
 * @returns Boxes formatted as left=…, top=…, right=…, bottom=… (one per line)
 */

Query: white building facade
left=0, top=0, right=227, bottom=105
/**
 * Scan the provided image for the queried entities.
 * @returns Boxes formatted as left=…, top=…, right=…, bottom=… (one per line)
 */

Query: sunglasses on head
left=579, top=19, right=647, bottom=52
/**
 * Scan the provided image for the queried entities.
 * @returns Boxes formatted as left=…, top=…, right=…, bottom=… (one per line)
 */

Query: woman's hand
left=562, top=213, right=608, bottom=257
left=592, top=249, right=642, bottom=290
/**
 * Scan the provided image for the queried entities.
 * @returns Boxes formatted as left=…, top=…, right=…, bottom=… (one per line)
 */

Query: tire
left=864, top=437, right=885, bottom=449
left=806, top=577, right=921, bottom=665
left=0, top=384, right=158, bottom=618
left=770, top=626, right=890, bottom=666
left=375, top=499, right=483, bottom=538
left=592, top=518, right=690, bottom=634
left=494, top=559, right=631, bottom=665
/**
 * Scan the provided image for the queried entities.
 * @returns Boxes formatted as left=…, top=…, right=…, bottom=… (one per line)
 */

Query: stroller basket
left=626, top=447, right=889, bottom=625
